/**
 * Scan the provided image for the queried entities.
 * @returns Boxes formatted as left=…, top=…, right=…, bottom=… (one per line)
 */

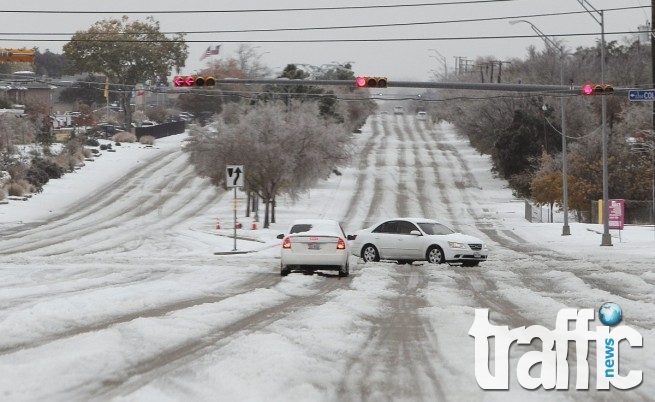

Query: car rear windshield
left=290, top=224, right=313, bottom=234
left=289, top=222, right=341, bottom=235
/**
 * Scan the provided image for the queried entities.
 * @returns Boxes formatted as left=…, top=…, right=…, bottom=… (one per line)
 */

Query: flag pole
left=104, top=77, right=109, bottom=122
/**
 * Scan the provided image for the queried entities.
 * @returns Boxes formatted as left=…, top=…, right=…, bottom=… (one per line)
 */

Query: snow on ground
left=0, top=121, right=653, bottom=401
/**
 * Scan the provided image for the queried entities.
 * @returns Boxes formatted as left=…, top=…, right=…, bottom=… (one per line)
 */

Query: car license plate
left=474, top=252, right=481, bottom=258
left=308, top=243, right=321, bottom=250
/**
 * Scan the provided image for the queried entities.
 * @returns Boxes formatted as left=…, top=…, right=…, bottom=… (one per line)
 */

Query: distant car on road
left=416, top=111, right=428, bottom=121
left=393, top=106, right=405, bottom=115
left=277, top=219, right=350, bottom=277
left=348, top=217, right=488, bottom=266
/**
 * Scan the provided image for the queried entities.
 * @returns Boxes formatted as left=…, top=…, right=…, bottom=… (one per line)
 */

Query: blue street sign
left=628, top=89, right=655, bottom=101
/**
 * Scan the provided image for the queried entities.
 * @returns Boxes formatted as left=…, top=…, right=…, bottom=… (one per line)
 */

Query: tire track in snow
left=87, top=276, right=351, bottom=400
left=419, top=125, right=652, bottom=399
left=341, top=116, right=384, bottom=230
left=0, top=269, right=282, bottom=355
left=337, top=265, right=447, bottom=402
left=0, top=150, right=223, bottom=256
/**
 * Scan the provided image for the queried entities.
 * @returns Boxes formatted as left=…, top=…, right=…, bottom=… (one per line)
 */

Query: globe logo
left=599, top=302, right=622, bottom=326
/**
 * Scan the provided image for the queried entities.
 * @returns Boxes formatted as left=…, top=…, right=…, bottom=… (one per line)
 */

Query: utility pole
left=651, top=0, right=655, bottom=228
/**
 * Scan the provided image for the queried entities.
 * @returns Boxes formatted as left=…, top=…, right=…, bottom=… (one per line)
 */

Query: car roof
left=369, top=217, right=443, bottom=227
left=289, top=218, right=341, bottom=227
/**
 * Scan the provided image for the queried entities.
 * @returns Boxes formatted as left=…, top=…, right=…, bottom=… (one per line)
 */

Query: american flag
left=200, top=45, right=221, bottom=61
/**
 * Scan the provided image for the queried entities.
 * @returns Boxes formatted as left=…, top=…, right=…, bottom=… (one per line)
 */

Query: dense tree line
left=435, top=37, right=654, bottom=220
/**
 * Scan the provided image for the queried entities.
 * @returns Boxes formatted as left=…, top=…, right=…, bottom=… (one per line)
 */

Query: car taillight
left=336, top=238, right=346, bottom=250
left=282, top=237, right=291, bottom=249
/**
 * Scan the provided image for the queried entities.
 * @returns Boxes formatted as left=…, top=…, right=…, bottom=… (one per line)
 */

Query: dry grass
left=6, top=180, right=31, bottom=196
left=112, top=132, right=137, bottom=143
left=54, top=152, right=84, bottom=172
left=139, top=135, right=156, bottom=145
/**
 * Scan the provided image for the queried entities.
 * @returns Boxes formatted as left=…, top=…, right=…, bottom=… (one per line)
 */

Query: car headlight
left=448, top=241, right=467, bottom=249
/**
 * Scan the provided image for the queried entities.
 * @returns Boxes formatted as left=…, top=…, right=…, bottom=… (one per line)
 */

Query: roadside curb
left=213, top=250, right=255, bottom=255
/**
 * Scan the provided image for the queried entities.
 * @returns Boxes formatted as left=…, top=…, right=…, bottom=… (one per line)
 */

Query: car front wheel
left=361, top=245, right=380, bottom=262
left=426, top=246, right=445, bottom=264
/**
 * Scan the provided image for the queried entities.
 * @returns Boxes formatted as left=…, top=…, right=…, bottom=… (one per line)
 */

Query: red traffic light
left=355, top=76, right=388, bottom=88
left=173, top=75, right=215, bottom=87
left=582, top=83, right=614, bottom=95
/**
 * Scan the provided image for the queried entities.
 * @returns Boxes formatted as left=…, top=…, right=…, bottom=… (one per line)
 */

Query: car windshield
left=417, top=222, right=455, bottom=235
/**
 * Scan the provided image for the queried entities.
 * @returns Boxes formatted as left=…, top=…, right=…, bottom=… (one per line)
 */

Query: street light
left=578, top=0, right=612, bottom=246
left=509, top=20, right=571, bottom=236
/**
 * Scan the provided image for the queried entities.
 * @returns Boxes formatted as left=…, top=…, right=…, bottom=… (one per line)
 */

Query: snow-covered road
left=0, top=116, right=652, bottom=401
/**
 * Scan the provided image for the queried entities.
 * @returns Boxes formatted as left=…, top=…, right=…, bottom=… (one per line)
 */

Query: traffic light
left=0, top=48, right=35, bottom=63
left=355, top=76, right=388, bottom=88
left=173, top=75, right=216, bottom=87
left=582, top=83, right=614, bottom=95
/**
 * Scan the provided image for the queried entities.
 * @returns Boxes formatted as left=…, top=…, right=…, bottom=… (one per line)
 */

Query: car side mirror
left=410, top=230, right=422, bottom=236
left=347, top=234, right=357, bottom=241
left=276, top=234, right=284, bottom=240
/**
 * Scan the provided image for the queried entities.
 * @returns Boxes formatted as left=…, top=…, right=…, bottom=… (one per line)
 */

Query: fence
left=525, top=199, right=654, bottom=224
left=590, top=200, right=654, bottom=225
left=134, top=121, right=185, bottom=140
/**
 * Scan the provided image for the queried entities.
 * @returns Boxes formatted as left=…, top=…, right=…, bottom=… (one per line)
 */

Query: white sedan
left=277, top=219, right=350, bottom=277
left=348, top=218, right=488, bottom=266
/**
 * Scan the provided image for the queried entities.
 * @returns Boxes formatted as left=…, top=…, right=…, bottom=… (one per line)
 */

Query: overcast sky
left=1, top=0, right=651, bottom=81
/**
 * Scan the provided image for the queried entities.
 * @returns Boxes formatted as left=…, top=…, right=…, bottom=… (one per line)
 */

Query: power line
left=0, top=1, right=521, bottom=14
left=0, top=6, right=646, bottom=37
left=0, top=31, right=641, bottom=44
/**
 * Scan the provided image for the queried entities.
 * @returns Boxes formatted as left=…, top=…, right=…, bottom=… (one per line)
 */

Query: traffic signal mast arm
left=168, top=77, right=633, bottom=95
left=187, top=78, right=579, bottom=94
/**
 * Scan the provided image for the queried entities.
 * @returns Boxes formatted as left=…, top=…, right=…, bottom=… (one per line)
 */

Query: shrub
left=112, top=132, right=137, bottom=143
left=26, top=157, right=65, bottom=191
left=54, top=152, right=82, bottom=172
left=139, top=135, right=156, bottom=145
left=32, top=157, right=64, bottom=180
left=0, top=188, right=5, bottom=201
left=100, top=144, right=108, bottom=151
left=115, top=142, right=121, bottom=146
left=6, top=163, right=27, bottom=181
left=6, top=181, right=28, bottom=196
left=26, top=165, right=50, bottom=190
left=82, top=148, right=92, bottom=158
left=86, top=138, right=100, bottom=147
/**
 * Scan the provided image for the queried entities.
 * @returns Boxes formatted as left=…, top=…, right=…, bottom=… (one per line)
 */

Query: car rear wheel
left=280, top=263, right=290, bottom=276
left=362, top=245, right=380, bottom=262
left=426, top=246, right=445, bottom=264
left=339, top=262, right=350, bottom=277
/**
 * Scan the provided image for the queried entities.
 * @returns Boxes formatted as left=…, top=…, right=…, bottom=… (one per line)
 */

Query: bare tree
left=186, top=101, right=353, bottom=228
